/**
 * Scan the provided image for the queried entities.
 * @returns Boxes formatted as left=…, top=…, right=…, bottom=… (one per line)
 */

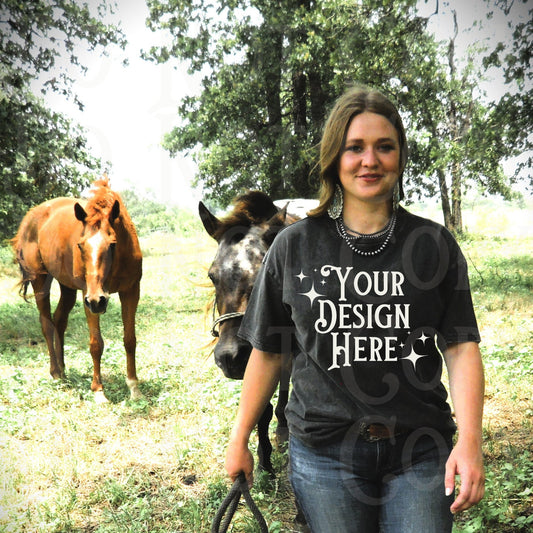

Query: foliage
left=143, top=0, right=426, bottom=204
left=483, top=0, right=533, bottom=188
left=454, top=345, right=533, bottom=533
left=396, top=7, right=519, bottom=232
left=0, top=77, right=98, bottom=241
left=144, top=0, right=522, bottom=234
left=0, top=0, right=126, bottom=241
left=0, top=240, right=15, bottom=275
left=455, top=450, right=533, bottom=532
left=120, top=189, right=202, bottom=237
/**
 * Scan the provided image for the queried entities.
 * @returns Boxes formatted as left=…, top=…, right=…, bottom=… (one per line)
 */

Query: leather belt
left=359, top=423, right=405, bottom=442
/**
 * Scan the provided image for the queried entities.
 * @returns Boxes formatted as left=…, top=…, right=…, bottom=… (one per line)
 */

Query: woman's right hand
left=225, top=438, right=255, bottom=487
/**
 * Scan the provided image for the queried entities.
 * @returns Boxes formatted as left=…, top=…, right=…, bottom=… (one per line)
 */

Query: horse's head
left=74, top=198, right=120, bottom=315
left=200, top=192, right=287, bottom=379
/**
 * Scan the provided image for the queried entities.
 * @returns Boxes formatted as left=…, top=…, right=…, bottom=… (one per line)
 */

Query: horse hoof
left=127, top=379, right=142, bottom=400
left=294, top=522, right=311, bottom=533
left=93, top=390, right=108, bottom=404
left=259, top=464, right=276, bottom=479
left=129, top=387, right=143, bottom=400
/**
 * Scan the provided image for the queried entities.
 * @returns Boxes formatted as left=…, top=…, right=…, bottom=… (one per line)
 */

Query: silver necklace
left=335, top=213, right=397, bottom=256
left=341, top=215, right=395, bottom=239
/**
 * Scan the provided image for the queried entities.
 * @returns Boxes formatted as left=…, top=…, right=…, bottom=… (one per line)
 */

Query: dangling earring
left=392, top=181, right=401, bottom=212
left=328, top=184, right=343, bottom=219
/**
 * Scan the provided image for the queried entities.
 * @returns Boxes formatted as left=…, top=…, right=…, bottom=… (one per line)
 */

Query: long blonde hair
left=308, top=86, right=408, bottom=218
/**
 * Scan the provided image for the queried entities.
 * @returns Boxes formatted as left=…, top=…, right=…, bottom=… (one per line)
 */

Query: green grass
left=0, top=199, right=532, bottom=532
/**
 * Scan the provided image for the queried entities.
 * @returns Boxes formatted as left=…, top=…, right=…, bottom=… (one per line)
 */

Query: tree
left=0, top=75, right=97, bottom=240
left=395, top=7, right=514, bottom=232
left=406, top=0, right=532, bottom=233
left=483, top=0, right=532, bottom=189
left=145, top=0, right=432, bottom=205
left=145, top=0, right=523, bottom=233
left=0, top=0, right=126, bottom=240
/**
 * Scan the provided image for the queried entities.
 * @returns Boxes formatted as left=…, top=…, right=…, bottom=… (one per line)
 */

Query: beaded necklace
left=335, top=212, right=397, bottom=256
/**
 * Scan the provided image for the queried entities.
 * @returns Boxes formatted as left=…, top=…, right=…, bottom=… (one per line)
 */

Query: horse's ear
left=262, top=206, right=287, bottom=246
left=110, top=200, right=120, bottom=222
left=199, top=201, right=221, bottom=240
left=74, top=203, right=87, bottom=222
left=270, top=204, right=288, bottom=226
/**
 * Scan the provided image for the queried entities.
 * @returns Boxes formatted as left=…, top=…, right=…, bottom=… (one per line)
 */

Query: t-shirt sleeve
left=238, top=254, right=295, bottom=354
left=438, top=240, right=481, bottom=346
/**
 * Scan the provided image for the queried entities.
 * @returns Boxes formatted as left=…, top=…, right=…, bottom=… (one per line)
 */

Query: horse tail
left=17, top=279, right=31, bottom=301
left=14, top=263, right=33, bottom=302
left=10, top=235, right=33, bottom=302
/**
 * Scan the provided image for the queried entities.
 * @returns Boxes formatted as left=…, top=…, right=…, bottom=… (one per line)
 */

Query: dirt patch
left=483, top=394, right=533, bottom=457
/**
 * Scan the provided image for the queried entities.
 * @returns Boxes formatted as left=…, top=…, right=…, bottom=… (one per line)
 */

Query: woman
left=225, top=86, right=485, bottom=532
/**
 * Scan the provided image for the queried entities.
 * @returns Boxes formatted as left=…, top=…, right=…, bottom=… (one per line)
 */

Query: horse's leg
left=256, top=402, right=274, bottom=475
left=275, top=356, right=307, bottom=529
left=53, top=284, right=77, bottom=377
left=119, top=282, right=141, bottom=399
left=275, top=353, right=291, bottom=446
left=32, top=274, right=64, bottom=379
left=83, top=302, right=106, bottom=402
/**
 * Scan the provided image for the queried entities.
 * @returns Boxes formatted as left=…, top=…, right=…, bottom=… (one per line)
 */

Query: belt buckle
left=359, top=422, right=382, bottom=442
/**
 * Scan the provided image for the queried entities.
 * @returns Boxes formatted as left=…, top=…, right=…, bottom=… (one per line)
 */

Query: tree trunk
left=445, top=10, right=464, bottom=234
left=292, top=70, right=310, bottom=196
left=437, top=168, right=454, bottom=230
left=290, top=0, right=311, bottom=198
left=451, top=161, right=463, bottom=233
left=263, top=26, right=284, bottom=196
left=308, top=70, right=326, bottom=145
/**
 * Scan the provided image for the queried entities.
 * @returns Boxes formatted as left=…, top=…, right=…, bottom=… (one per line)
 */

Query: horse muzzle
left=84, top=294, right=109, bottom=314
left=214, top=338, right=251, bottom=379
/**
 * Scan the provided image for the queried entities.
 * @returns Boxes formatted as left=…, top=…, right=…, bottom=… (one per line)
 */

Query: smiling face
left=338, top=111, right=401, bottom=209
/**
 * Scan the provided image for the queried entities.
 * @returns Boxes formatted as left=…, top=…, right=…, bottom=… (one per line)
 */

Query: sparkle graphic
left=320, top=279, right=327, bottom=286
left=418, top=331, right=429, bottom=344
left=300, top=282, right=323, bottom=305
left=295, top=270, right=308, bottom=283
left=404, top=346, right=428, bottom=370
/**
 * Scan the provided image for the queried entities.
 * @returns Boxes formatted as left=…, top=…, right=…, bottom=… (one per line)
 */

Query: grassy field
left=0, top=198, right=532, bottom=532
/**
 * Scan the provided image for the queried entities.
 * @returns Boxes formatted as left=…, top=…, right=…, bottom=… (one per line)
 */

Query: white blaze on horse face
left=86, top=232, right=105, bottom=269
left=234, top=233, right=265, bottom=275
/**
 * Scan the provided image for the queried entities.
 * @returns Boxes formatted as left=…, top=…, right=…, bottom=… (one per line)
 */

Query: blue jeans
left=289, top=427, right=454, bottom=533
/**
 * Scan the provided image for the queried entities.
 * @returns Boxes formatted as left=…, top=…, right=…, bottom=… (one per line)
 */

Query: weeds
left=455, top=451, right=533, bottom=532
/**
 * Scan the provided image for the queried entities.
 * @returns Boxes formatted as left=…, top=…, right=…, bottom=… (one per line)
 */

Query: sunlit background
left=31, top=0, right=529, bottom=207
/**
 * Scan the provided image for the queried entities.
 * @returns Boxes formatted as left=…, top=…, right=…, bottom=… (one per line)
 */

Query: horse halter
left=211, top=311, right=245, bottom=338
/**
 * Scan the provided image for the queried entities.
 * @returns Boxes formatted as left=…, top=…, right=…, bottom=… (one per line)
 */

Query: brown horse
left=12, top=178, right=142, bottom=401
left=199, top=191, right=292, bottom=474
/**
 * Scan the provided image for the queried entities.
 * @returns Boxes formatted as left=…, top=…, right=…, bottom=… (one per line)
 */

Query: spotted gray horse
left=199, top=191, right=294, bottom=474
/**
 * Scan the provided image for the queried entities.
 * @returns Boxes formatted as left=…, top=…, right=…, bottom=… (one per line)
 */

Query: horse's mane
left=84, top=177, right=122, bottom=227
left=212, top=191, right=279, bottom=241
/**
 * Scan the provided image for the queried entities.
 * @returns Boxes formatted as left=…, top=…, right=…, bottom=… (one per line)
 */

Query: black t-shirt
left=238, top=208, right=480, bottom=447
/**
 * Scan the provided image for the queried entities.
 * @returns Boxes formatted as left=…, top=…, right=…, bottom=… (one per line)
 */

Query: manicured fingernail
left=445, top=487, right=453, bottom=496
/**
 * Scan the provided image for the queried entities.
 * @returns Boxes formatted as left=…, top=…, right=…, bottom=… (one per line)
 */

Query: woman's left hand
left=445, top=436, right=485, bottom=513
left=443, top=341, right=485, bottom=514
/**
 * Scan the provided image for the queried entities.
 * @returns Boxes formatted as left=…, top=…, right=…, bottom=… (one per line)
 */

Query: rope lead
left=211, top=472, right=269, bottom=533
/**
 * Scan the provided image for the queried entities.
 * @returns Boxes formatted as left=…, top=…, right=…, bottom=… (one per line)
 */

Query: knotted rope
left=211, top=472, right=268, bottom=533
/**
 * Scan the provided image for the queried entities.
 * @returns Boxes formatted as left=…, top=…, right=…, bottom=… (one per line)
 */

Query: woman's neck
left=342, top=201, right=393, bottom=235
